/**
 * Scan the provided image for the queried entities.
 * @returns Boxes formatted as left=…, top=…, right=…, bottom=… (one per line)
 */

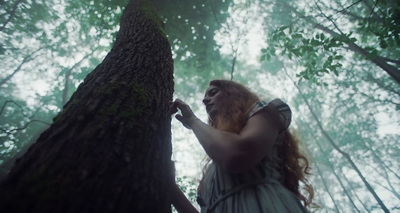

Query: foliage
left=261, top=0, right=400, bottom=85
left=262, top=27, right=347, bottom=85
left=176, top=176, right=198, bottom=204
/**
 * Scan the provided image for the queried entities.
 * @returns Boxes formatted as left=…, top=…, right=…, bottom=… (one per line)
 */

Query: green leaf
left=292, top=33, right=303, bottom=39
left=278, top=26, right=288, bottom=31
left=334, top=55, right=344, bottom=60
left=333, top=69, right=339, bottom=76
left=260, top=54, right=266, bottom=61
left=311, top=39, right=320, bottom=46
left=379, top=40, right=387, bottom=49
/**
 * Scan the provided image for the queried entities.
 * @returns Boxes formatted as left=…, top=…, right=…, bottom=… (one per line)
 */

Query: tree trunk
left=314, top=160, right=341, bottom=212
left=0, top=0, right=174, bottom=212
left=62, top=49, right=97, bottom=106
left=283, top=67, right=390, bottom=212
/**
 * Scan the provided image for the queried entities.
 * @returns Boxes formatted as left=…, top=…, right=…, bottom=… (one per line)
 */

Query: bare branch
left=0, top=120, right=51, bottom=134
left=0, top=46, right=45, bottom=88
left=0, top=100, right=27, bottom=117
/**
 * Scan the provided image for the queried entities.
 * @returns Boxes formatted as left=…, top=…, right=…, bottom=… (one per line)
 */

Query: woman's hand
left=170, top=99, right=198, bottom=129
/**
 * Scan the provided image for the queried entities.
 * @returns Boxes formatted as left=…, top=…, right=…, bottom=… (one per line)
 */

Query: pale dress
left=197, top=100, right=308, bottom=213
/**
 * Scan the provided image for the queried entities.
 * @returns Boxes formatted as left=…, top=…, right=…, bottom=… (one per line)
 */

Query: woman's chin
left=207, top=111, right=217, bottom=120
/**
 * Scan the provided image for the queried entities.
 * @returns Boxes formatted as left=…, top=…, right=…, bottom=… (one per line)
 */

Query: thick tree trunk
left=62, top=49, right=96, bottom=106
left=0, top=0, right=174, bottom=212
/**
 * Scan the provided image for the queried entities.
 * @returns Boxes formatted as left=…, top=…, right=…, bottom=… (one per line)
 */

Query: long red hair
left=200, top=80, right=314, bottom=207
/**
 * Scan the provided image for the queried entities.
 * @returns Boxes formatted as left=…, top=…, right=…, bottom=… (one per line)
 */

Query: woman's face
left=203, top=85, right=224, bottom=118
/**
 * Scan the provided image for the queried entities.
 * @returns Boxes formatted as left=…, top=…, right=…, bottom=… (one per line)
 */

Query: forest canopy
left=1, top=0, right=399, bottom=212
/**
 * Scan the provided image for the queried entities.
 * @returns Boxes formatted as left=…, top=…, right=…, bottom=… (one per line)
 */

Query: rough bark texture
left=0, top=0, right=174, bottom=212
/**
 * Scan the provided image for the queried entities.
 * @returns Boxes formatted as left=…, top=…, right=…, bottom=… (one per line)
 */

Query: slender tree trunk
left=340, top=168, right=370, bottom=212
left=295, top=116, right=360, bottom=211
left=314, top=162, right=341, bottom=212
left=315, top=136, right=360, bottom=211
left=297, top=84, right=389, bottom=212
left=297, top=118, right=360, bottom=211
left=283, top=67, right=390, bottom=212
left=0, top=0, right=174, bottom=212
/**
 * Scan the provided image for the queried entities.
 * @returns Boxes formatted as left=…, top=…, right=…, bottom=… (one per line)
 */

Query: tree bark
left=62, top=49, right=97, bottom=106
left=0, top=0, right=174, bottom=212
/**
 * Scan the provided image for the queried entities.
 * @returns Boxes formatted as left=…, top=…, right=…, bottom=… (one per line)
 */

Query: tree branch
left=0, top=100, right=27, bottom=117
left=282, top=65, right=390, bottom=213
left=291, top=2, right=400, bottom=85
left=0, top=46, right=45, bottom=88
left=0, top=120, right=51, bottom=134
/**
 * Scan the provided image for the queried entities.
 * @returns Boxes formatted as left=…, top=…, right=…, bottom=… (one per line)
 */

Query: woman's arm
left=170, top=182, right=199, bottom=213
left=171, top=99, right=279, bottom=173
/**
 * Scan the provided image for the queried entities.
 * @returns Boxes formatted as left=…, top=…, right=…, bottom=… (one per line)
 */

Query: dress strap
left=248, top=100, right=271, bottom=118
left=248, top=99, right=292, bottom=132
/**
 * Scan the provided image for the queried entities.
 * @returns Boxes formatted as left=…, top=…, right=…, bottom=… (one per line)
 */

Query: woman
left=170, top=80, right=314, bottom=213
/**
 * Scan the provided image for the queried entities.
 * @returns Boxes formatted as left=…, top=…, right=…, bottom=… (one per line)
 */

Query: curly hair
left=207, top=80, right=259, bottom=133
left=280, top=130, right=314, bottom=207
left=200, top=79, right=314, bottom=208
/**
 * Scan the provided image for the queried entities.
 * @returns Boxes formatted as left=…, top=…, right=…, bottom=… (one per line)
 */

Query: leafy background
left=1, top=0, right=399, bottom=212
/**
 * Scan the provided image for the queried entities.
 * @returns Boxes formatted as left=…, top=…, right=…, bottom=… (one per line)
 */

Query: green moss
left=96, top=83, right=150, bottom=127
left=119, top=83, right=150, bottom=125
left=93, top=83, right=123, bottom=97
left=137, top=0, right=166, bottom=38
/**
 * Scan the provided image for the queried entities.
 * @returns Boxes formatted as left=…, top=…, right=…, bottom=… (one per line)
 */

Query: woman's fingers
left=175, top=114, right=192, bottom=129
left=173, top=99, right=193, bottom=116
left=173, top=99, right=186, bottom=109
left=169, top=101, right=178, bottom=114
left=171, top=99, right=195, bottom=129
